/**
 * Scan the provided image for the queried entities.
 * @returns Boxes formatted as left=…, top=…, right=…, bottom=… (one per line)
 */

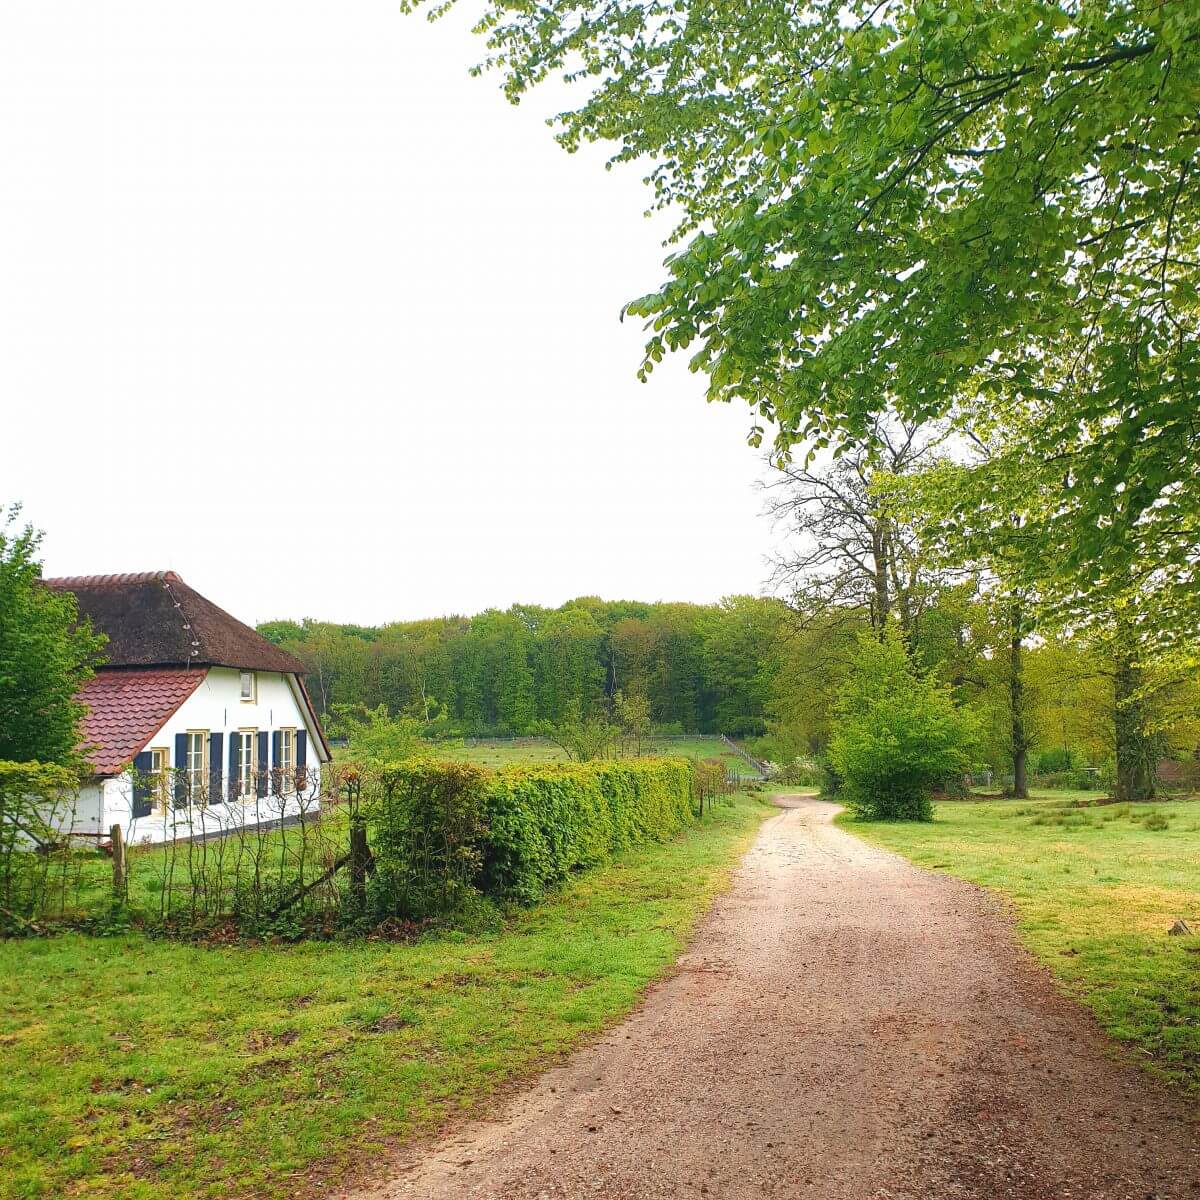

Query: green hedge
left=0, top=760, right=82, bottom=932
left=374, top=757, right=696, bottom=913
left=484, top=759, right=696, bottom=903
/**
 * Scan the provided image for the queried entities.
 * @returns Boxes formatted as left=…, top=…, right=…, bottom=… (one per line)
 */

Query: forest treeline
left=257, top=590, right=1200, bottom=782
left=258, top=597, right=782, bottom=740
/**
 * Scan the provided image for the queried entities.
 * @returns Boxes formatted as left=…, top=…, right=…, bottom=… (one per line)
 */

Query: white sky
left=1, top=2, right=776, bottom=626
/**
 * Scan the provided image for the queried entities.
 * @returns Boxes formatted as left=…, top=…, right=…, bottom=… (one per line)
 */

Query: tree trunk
left=1008, top=604, right=1029, bottom=800
left=871, top=525, right=891, bottom=634
left=1114, top=650, right=1155, bottom=801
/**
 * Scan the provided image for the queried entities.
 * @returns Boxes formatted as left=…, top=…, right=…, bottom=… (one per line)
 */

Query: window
left=277, top=728, right=295, bottom=792
left=238, top=730, right=256, bottom=799
left=186, top=731, right=208, bottom=801
left=150, top=747, right=170, bottom=811
left=239, top=671, right=256, bottom=702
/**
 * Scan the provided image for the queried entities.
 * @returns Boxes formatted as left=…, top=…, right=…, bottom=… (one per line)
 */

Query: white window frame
left=238, top=729, right=256, bottom=800
left=186, top=731, right=208, bottom=803
left=149, top=747, right=170, bottom=813
left=239, top=671, right=257, bottom=702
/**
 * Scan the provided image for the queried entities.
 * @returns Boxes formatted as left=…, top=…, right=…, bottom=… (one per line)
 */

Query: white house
left=45, top=572, right=330, bottom=845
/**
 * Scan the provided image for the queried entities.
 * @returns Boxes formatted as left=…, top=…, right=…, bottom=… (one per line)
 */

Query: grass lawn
left=839, top=791, right=1200, bottom=1093
left=0, top=794, right=769, bottom=1200
left=450, top=736, right=753, bottom=776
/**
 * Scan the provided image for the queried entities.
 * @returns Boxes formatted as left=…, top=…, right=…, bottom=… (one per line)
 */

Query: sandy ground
left=345, top=796, right=1200, bottom=1200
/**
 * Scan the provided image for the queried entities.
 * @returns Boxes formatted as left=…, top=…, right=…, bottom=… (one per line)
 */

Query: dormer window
left=239, top=671, right=256, bottom=702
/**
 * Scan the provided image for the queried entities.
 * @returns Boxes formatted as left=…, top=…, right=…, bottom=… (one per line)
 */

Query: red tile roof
left=77, top=668, right=207, bottom=776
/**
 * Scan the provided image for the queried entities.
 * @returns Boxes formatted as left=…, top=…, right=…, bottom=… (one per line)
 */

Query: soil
left=344, top=795, right=1200, bottom=1200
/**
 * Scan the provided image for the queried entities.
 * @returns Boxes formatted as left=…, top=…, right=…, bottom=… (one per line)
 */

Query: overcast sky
left=2, top=2, right=777, bottom=626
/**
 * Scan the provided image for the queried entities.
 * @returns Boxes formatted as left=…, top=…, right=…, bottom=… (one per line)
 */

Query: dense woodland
left=257, top=575, right=1200, bottom=787
left=257, top=598, right=783, bottom=740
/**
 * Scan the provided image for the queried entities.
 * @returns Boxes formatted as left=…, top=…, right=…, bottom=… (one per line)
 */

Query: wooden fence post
left=349, top=819, right=370, bottom=908
left=110, top=824, right=126, bottom=901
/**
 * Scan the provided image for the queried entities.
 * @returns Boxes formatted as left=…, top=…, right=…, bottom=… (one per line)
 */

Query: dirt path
left=347, top=796, right=1200, bottom=1200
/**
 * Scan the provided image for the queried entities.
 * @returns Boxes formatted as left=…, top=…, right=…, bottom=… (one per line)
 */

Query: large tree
left=766, top=421, right=943, bottom=641
left=412, top=0, right=1200, bottom=637
left=0, top=508, right=105, bottom=766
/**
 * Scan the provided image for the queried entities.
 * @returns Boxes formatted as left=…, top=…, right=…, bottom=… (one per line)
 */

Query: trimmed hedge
left=373, top=757, right=696, bottom=913
left=484, top=758, right=696, bottom=904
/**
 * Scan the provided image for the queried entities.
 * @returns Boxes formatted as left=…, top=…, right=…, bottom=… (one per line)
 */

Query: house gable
left=135, top=668, right=331, bottom=770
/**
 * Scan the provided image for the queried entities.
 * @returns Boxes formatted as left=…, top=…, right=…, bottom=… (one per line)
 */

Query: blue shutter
left=208, top=733, right=224, bottom=805
left=173, top=732, right=189, bottom=808
left=255, top=731, right=268, bottom=798
left=295, top=730, right=307, bottom=792
left=228, top=732, right=241, bottom=802
left=271, top=731, right=282, bottom=795
left=132, top=751, right=154, bottom=818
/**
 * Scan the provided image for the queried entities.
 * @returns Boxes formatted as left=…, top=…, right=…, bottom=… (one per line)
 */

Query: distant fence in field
left=719, top=735, right=771, bottom=779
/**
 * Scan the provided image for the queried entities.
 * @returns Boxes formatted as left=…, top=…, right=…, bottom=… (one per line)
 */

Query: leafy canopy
left=0, top=508, right=105, bottom=766
left=412, top=0, right=1200, bottom=632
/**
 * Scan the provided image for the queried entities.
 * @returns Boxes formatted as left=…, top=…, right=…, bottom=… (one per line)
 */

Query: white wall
left=97, top=667, right=327, bottom=845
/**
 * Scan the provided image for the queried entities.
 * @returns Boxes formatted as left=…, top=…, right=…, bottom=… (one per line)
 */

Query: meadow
left=841, top=791, right=1200, bottom=1094
left=0, top=792, right=769, bottom=1200
left=450, top=735, right=755, bottom=776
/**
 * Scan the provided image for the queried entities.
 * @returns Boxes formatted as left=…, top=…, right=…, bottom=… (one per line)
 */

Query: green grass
left=839, top=791, right=1200, bottom=1093
left=450, top=736, right=752, bottom=775
left=0, top=794, right=769, bottom=1200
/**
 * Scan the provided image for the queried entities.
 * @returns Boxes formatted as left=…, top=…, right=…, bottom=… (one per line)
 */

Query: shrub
left=769, top=757, right=821, bottom=788
left=1035, top=747, right=1075, bottom=774
left=368, top=757, right=697, bottom=913
left=483, top=759, right=695, bottom=903
left=329, top=704, right=428, bottom=765
left=0, top=760, right=83, bottom=931
left=372, top=760, right=490, bottom=918
left=829, top=630, right=978, bottom=822
left=818, top=757, right=842, bottom=798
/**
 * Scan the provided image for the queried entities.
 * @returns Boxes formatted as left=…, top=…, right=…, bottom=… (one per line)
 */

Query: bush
left=829, top=630, right=978, bottom=822
left=484, top=759, right=695, bottom=903
left=818, top=757, right=842, bottom=798
left=372, top=760, right=490, bottom=919
left=0, top=760, right=83, bottom=932
left=1035, top=747, right=1075, bottom=774
left=368, top=757, right=698, bottom=913
left=769, top=757, right=822, bottom=788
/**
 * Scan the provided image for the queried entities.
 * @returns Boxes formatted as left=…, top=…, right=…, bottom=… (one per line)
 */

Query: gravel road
left=347, top=795, right=1200, bottom=1200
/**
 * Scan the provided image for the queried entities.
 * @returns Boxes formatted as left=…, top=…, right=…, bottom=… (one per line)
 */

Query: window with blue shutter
left=295, top=729, right=307, bottom=792
left=132, top=751, right=154, bottom=818
left=208, top=733, right=224, bottom=805
left=228, top=732, right=241, bottom=803
left=255, top=731, right=268, bottom=799
left=173, top=733, right=189, bottom=808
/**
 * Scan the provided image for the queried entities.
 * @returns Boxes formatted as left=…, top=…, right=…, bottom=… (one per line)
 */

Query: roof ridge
left=159, top=573, right=204, bottom=666
left=44, top=571, right=182, bottom=588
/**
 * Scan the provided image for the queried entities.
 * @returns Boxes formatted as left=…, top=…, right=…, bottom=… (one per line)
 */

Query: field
left=450, top=735, right=755, bottom=776
left=0, top=793, right=769, bottom=1200
left=841, top=791, right=1200, bottom=1092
